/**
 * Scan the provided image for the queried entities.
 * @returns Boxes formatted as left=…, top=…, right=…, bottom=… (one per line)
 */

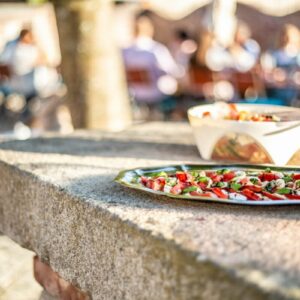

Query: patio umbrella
left=144, top=0, right=300, bottom=19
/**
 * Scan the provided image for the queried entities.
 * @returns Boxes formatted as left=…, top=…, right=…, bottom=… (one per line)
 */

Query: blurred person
left=122, top=11, right=181, bottom=120
left=262, top=24, right=300, bottom=105
left=203, top=22, right=261, bottom=101
left=0, top=28, right=68, bottom=135
left=193, top=30, right=214, bottom=67
left=229, top=21, right=260, bottom=72
left=185, top=30, right=216, bottom=101
left=272, top=24, right=300, bottom=69
left=205, top=21, right=260, bottom=73
left=0, top=29, right=36, bottom=99
left=169, top=29, right=197, bottom=95
left=169, top=29, right=197, bottom=74
left=0, top=28, right=61, bottom=100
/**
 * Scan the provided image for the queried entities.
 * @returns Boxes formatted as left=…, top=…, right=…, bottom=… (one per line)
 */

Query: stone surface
left=0, top=234, right=42, bottom=300
left=0, top=122, right=299, bottom=300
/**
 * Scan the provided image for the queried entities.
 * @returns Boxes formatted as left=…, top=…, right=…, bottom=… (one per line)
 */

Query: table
left=0, top=122, right=299, bottom=299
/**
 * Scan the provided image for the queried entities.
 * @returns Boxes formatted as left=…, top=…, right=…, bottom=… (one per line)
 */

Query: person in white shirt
left=0, top=28, right=60, bottom=100
left=206, top=21, right=260, bottom=73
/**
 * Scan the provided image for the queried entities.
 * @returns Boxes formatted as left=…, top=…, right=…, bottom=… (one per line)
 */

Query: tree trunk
left=52, top=0, right=132, bottom=130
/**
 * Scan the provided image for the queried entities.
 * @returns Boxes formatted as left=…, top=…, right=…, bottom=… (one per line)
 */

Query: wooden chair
left=188, top=65, right=213, bottom=97
left=0, top=64, right=11, bottom=81
left=125, top=68, right=152, bottom=86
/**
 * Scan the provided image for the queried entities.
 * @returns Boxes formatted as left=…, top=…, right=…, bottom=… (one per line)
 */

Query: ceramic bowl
left=188, top=103, right=300, bottom=165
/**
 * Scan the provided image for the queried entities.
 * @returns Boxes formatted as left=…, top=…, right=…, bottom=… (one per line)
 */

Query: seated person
left=272, top=24, right=300, bottom=70
left=206, top=21, right=260, bottom=73
left=122, top=11, right=180, bottom=118
left=262, top=24, right=300, bottom=105
left=0, top=28, right=61, bottom=100
left=169, top=29, right=197, bottom=74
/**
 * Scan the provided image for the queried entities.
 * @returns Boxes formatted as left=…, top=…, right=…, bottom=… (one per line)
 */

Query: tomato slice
left=292, top=174, right=300, bottom=180
left=178, top=182, right=190, bottom=190
left=211, top=188, right=228, bottom=199
left=153, top=178, right=165, bottom=191
left=141, top=176, right=148, bottom=185
left=198, top=182, right=207, bottom=190
left=156, top=177, right=166, bottom=185
left=145, top=180, right=161, bottom=191
left=286, top=194, right=300, bottom=200
left=262, top=191, right=285, bottom=200
left=206, top=172, right=222, bottom=183
left=211, top=174, right=222, bottom=183
left=223, top=172, right=235, bottom=182
left=190, top=191, right=215, bottom=198
left=176, top=172, right=187, bottom=182
left=241, top=189, right=261, bottom=200
left=146, top=179, right=155, bottom=189
left=259, top=173, right=279, bottom=182
left=243, top=185, right=262, bottom=193
left=206, top=171, right=215, bottom=177
left=170, top=184, right=182, bottom=195
left=240, top=178, right=249, bottom=185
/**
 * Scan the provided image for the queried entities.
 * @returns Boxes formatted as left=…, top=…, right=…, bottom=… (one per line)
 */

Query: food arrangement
left=202, top=103, right=282, bottom=122
left=188, top=103, right=300, bottom=165
left=133, top=168, right=300, bottom=201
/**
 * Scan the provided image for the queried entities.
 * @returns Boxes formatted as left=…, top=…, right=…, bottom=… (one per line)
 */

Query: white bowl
left=188, top=103, right=300, bottom=165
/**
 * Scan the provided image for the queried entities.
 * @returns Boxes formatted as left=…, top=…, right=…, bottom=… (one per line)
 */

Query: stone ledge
left=0, top=123, right=299, bottom=299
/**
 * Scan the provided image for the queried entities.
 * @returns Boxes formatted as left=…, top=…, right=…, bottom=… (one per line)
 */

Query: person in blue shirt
left=264, top=24, right=300, bottom=105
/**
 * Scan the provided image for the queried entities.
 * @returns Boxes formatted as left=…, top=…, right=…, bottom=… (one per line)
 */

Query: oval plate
left=115, top=164, right=300, bottom=206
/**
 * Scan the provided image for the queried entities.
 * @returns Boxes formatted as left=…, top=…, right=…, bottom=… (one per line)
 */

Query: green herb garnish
left=216, top=182, right=227, bottom=188
left=283, top=176, right=292, bottom=183
left=190, top=171, right=199, bottom=177
left=277, top=188, right=292, bottom=194
left=154, top=171, right=168, bottom=178
left=265, top=183, right=274, bottom=192
left=249, top=178, right=259, bottom=184
left=198, top=177, right=209, bottom=183
left=231, top=182, right=242, bottom=191
left=183, top=186, right=198, bottom=193
left=216, top=169, right=230, bottom=175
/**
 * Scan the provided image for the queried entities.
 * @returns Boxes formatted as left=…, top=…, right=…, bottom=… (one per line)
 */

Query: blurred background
left=0, top=2, right=299, bottom=297
left=0, top=0, right=299, bottom=138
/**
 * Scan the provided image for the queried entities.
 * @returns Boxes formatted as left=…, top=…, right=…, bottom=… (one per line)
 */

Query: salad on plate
left=133, top=167, right=300, bottom=201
